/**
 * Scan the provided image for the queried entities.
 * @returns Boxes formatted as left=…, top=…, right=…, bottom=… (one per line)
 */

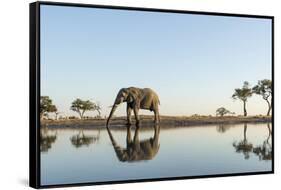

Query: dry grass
left=41, top=115, right=271, bottom=129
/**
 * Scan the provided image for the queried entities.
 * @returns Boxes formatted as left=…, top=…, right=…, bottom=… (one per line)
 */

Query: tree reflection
left=40, top=127, right=57, bottom=152
left=233, top=123, right=253, bottom=159
left=70, top=130, right=100, bottom=148
left=216, top=124, right=231, bottom=133
left=253, top=123, right=272, bottom=160
left=106, top=125, right=160, bottom=162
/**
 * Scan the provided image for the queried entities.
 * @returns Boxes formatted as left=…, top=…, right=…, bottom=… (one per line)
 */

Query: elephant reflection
left=40, top=127, right=57, bottom=152
left=253, top=123, right=272, bottom=160
left=106, top=125, right=160, bottom=162
left=70, top=130, right=100, bottom=148
left=232, top=123, right=253, bottom=159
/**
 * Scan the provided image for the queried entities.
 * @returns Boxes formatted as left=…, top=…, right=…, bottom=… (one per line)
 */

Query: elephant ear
left=127, top=93, right=135, bottom=103
left=128, top=90, right=140, bottom=108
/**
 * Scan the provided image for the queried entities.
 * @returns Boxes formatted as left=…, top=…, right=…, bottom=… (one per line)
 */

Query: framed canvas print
left=29, top=1, right=274, bottom=188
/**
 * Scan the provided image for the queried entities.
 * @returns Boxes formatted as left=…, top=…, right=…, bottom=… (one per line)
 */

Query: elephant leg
left=152, top=124, right=160, bottom=147
left=133, top=108, right=140, bottom=126
left=126, top=125, right=132, bottom=144
left=126, top=105, right=132, bottom=125
left=154, top=109, right=159, bottom=124
left=133, top=127, right=141, bottom=150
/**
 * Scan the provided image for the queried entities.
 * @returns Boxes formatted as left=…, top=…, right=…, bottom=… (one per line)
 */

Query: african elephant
left=106, top=87, right=160, bottom=126
left=106, top=125, right=160, bottom=162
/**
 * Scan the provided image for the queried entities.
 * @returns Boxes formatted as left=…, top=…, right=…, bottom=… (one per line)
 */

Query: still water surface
left=41, top=123, right=272, bottom=185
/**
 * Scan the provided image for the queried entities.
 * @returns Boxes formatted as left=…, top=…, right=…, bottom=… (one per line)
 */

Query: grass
left=41, top=115, right=271, bottom=128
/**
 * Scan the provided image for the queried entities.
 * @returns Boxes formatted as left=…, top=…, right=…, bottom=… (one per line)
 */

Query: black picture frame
left=29, top=1, right=274, bottom=189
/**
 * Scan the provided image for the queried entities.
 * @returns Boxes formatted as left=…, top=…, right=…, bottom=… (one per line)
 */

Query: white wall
left=0, top=0, right=279, bottom=189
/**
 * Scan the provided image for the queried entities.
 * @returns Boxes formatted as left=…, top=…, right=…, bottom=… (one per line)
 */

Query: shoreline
left=41, top=115, right=272, bottom=129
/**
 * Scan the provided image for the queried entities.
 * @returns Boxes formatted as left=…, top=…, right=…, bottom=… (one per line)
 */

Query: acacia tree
left=40, top=96, right=57, bottom=119
left=216, top=107, right=234, bottom=117
left=252, top=79, right=272, bottom=116
left=48, top=105, right=59, bottom=120
left=70, top=99, right=100, bottom=119
left=232, top=81, right=253, bottom=116
left=49, top=105, right=58, bottom=120
left=94, top=102, right=102, bottom=117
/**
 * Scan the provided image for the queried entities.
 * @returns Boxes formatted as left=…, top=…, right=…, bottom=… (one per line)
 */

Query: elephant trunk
left=106, top=126, right=117, bottom=146
left=106, top=104, right=118, bottom=126
left=106, top=126, right=127, bottom=162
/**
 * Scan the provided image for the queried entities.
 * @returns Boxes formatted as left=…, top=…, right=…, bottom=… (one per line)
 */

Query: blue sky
left=40, top=5, right=272, bottom=117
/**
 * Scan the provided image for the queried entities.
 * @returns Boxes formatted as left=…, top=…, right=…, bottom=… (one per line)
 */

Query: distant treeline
left=218, top=79, right=272, bottom=117
left=40, top=79, right=272, bottom=120
left=40, top=97, right=102, bottom=120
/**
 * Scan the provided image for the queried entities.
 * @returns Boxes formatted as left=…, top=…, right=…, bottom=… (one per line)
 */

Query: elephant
left=106, top=87, right=160, bottom=126
left=106, top=125, right=160, bottom=162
